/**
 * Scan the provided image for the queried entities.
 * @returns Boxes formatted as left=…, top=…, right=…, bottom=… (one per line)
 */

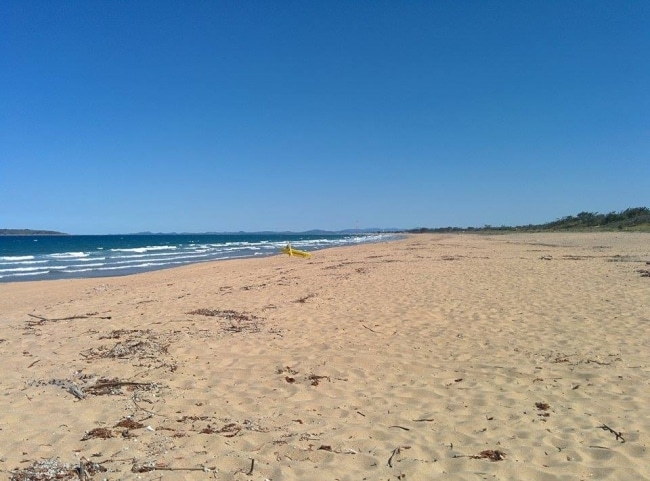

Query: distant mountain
left=0, top=229, right=68, bottom=235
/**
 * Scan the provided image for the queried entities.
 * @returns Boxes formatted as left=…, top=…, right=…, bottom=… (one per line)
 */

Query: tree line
left=408, top=207, right=650, bottom=233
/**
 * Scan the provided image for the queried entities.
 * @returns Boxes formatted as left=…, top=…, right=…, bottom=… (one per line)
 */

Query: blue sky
left=2, top=1, right=648, bottom=234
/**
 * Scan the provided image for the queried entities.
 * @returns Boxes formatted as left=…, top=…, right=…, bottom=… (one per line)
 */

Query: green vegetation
left=0, top=229, right=68, bottom=235
left=408, top=207, right=650, bottom=233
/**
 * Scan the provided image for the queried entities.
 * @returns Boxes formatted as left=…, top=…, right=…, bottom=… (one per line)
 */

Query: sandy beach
left=1, top=232, right=649, bottom=480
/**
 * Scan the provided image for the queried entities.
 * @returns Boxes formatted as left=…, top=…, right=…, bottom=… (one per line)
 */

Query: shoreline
left=0, top=233, right=397, bottom=284
left=1, top=232, right=648, bottom=480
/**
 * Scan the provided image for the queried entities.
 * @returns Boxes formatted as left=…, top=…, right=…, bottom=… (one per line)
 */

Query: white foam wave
left=0, top=265, right=67, bottom=273
left=0, top=255, right=35, bottom=261
left=63, top=262, right=106, bottom=269
left=0, top=270, right=51, bottom=279
left=96, top=261, right=187, bottom=271
left=110, top=245, right=177, bottom=253
left=49, top=252, right=88, bottom=259
left=109, top=251, right=190, bottom=260
left=107, top=252, right=213, bottom=264
left=0, top=266, right=46, bottom=273
left=0, top=259, right=47, bottom=265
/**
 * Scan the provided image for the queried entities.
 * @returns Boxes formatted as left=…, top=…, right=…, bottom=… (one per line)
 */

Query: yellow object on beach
left=281, top=244, right=311, bottom=258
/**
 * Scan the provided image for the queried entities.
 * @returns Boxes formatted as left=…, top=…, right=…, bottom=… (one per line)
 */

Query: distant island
left=0, top=229, right=68, bottom=236
left=408, top=207, right=650, bottom=233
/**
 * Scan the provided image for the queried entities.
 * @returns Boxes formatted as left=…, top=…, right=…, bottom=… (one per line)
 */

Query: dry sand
left=1, top=233, right=649, bottom=480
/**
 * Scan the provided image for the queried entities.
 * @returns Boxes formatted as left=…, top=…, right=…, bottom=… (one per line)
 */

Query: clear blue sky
left=2, top=1, right=648, bottom=234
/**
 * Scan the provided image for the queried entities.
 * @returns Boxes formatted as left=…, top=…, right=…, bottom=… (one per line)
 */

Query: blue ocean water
left=0, top=233, right=395, bottom=282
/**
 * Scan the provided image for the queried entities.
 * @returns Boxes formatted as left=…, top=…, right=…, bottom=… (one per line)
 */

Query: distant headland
left=0, top=229, right=68, bottom=236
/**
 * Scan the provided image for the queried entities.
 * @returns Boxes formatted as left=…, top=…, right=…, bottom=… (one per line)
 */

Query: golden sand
left=1, top=233, right=649, bottom=480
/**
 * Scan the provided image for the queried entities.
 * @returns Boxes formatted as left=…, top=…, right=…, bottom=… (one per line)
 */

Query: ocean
left=0, top=233, right=396, bottom=283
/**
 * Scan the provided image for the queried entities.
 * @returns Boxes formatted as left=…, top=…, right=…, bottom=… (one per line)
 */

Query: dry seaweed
left=473, top=450, right=507, bottom=461
left=177, top=415, right=211, bottom=422
left=10, top=459, right=75, bottom=481
left=187, top=309, right=256, bottom=322
left=187, top=308, right=262, bottom=333
left=98, top=329, right=142, bottom=339
left=81, top=339, right=168, bottom=360
left=114, top=418, right=145, bottom=429
left=10, top=458, right=106, bottom=481
left=81, top=427, right=114, bottom=441
left=535, top=402, right=551, bottom=418
left=454, top=449, right=507, bottom=461
left=308, top=374, right=331, bottom=386
left=277, top=366, right=298, bottom=375
left=200, top=423, right=242, bottom=437
left=85, top=378, right=158, bottom=396
left=80, top=330, right=178, bottom=371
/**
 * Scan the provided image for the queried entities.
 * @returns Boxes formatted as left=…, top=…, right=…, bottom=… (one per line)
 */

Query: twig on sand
left=131, top=394, right=169, bottom=418
left=598, top=424, right=625, bottom=443
left=387, top=446, right=410, bottom=467
left=362, top=324, right=378, bottom=333
left=388, top=447, right=401, bottom=467
left=232, top=458, right=255, bottom=476
left=27, top=313, right=112, bottom=324
left=389, top=425, right=411, bottom=431
left=89, top=380, right=155, bottom=391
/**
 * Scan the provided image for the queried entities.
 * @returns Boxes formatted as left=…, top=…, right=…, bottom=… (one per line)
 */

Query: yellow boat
left=281, top=244, right=311, bottom=258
